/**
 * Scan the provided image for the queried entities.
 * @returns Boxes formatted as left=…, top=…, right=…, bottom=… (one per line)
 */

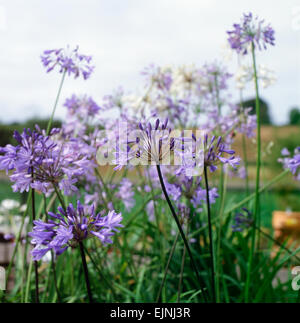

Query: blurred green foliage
left=241, top=97, right=272, bottom=125
left=0, top=118, right=61, bottom=147
left=289, top=107, right=300, bottom=125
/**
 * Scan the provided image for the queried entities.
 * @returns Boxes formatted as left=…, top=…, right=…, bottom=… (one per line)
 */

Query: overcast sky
left=1, top=0, right=300, bottom=125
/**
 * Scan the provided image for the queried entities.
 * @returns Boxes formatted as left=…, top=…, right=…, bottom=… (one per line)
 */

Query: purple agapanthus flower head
left=279, top=147, right=300, bottom=181
left=191, top=186, right=218, bottom=211
left=114, top=118, right=175, bottom=170
left=198, top=61, right=233, bottom=97
left=165, top=182, right=182, bottom=202
left=232, top=208, right=253, bottom=232
left=116, top=178, right=135, bottom=211
left=41, top=46, right=94, bottom=79
left=227, top=12, right=275, bottom=55
left=0, top=127, right=89, bottom=195
left=202, top=135, right=241, bottom=172
left=64, top=94, right=101, bottom=118
left=141, top=64, right=173, bottom=91
left=29, top=200, right=123, bottom=260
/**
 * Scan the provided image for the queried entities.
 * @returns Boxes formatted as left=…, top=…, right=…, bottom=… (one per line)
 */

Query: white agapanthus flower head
left=0, top=199, right=20, bottom=211
left=171, top=64, right=201, bottom=94
left=235, top=63, right=276, bottom=90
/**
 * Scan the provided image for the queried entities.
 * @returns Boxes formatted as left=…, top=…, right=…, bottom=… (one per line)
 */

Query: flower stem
left=156, top=165, right=207, bottom=302
left=245, top=42, right=261, bottom=302
left=146, top=167, right=165, bottom=274
left=204, top=166, right=216, bottom=303
left=31, top=188, right=40, bottom=303
left=156, top=232, right=180, bottom=303
left=42, top=195, right=61, bottom=302
left=215, top=166, right=228, bottom=303
left=46, top=70, right=66, bottom=135
left=24, top=259, right=33, bottom=303
left=252, top=41, right=261, bottom=229
left=238, top=55, right=250, bottom=196
left=177, top=230, right=187, bottom=302
left=79, top=241, right=93, bottom=303
left=83, top=244, right=117, bottom=300
left=242, top=134, right=250, bottom=196
left=53, top=185, right=67, bottom=211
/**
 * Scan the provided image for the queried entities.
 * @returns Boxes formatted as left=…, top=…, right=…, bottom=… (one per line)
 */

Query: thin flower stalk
left=79, top=241, right=93, bottom=303
left=156, top=165, right=207, bottom=302
left=31, top=187, right=40, bottom=303
left=46, top=70, right=66, bottom=135
left=204, top=166, right=216, bottom=303
left=245, top=42, right=261, bottom=302
left=156, top=232, right=180, bottom=303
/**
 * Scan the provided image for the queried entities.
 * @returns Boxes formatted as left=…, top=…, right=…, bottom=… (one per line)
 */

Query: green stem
left=238, top=55, right=250, bottom=196
left=156, top=232, right=180, bottom=303
left=242, top=134, right=250, bottom=196
left=79, top=241, right=93, bottom=303
left=147, top=167, right=164, bottom=271
left=24, top=259, right=33, bottom=303
left=252, top=41, right=261, bottom=230
left=50, top=245, right=60, bottom=302
left=156, top=165, right=207, bottom=302
left=31, top=188, right=40, bottom=303
left=215, top=166, right=228, bottom=302
left=83, top=245, right=117, bottom=300
left=43, top=195, right=61, bottom=302
left=204, top=166, right=216, bottom=303
left=245, top=43, right=261, bottom=302
left=177, top=226, right=188, bottom=302
left=46, top=70, right=66, bottom=135
left=53, top=185, right=66, bottom=210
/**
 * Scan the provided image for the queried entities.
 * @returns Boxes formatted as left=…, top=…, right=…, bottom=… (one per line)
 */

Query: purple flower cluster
left=29, top=201, right=123, bottom=260
left=41, top=46, right=94, bottom=79
left=0, top=127, right=88, bottom=195
left=165, top=182, right=182, bottom=202
left=203, top=135, right=240, bottom=172
left=232, top=208, right=253, bottom=232
left=198, top=62, right=233, bottom=103
left=278, top=147, right=300, bottom=181
left=62, top=94, right=102, bottom=137
left=176, top=134, right=240, bottom=175
left=227, top=13, right=275, bottom=55
left=64, top=94, right=101, bottom=118
left=142, top=64, right=173, bottom=91
left=114, top=118, right=174, bottom=170
left=116, top=178, right=135, bottom=211
left=192, top=186, right=218, bottom=212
